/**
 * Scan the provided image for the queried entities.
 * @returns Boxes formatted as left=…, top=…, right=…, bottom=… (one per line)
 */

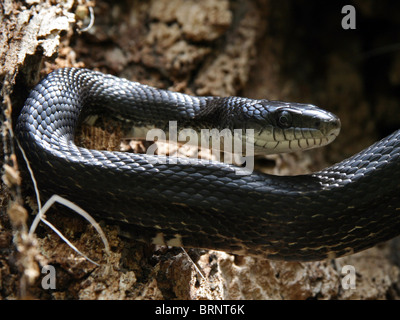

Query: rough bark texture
left=1, top=0, right=400, bottom=299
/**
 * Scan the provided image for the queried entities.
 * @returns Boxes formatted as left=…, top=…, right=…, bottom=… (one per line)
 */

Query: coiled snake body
left=16, top=68, right=400, bottom=261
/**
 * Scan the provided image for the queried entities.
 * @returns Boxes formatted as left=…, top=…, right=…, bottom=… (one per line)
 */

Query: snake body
left=16, top=68, right=400, bottom=261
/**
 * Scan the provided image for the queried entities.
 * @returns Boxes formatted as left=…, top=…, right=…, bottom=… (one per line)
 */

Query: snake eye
left=277, top=110, right=292, bottom=128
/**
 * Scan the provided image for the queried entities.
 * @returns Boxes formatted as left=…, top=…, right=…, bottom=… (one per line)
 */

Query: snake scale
left=15, top=68, right=400, bottom=261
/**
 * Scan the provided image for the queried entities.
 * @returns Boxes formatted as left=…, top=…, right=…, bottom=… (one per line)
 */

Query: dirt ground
left=1, top=0, right=400, bottom=299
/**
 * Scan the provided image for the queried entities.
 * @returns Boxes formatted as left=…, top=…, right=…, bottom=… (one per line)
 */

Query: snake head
left=231, top=99, right=341, bottom=154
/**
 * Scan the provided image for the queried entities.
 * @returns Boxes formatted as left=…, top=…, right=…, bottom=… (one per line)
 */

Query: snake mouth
left=254, top=137, right=332, bottom=154
left=253, top=124, right=341, bottom=154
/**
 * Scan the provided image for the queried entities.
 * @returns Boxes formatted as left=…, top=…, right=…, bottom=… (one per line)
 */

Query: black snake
left=15, top=68, right=400, bottom=261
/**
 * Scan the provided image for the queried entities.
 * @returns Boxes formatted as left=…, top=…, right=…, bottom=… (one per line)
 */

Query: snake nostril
left=328, top=118, right=341, bottom=137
